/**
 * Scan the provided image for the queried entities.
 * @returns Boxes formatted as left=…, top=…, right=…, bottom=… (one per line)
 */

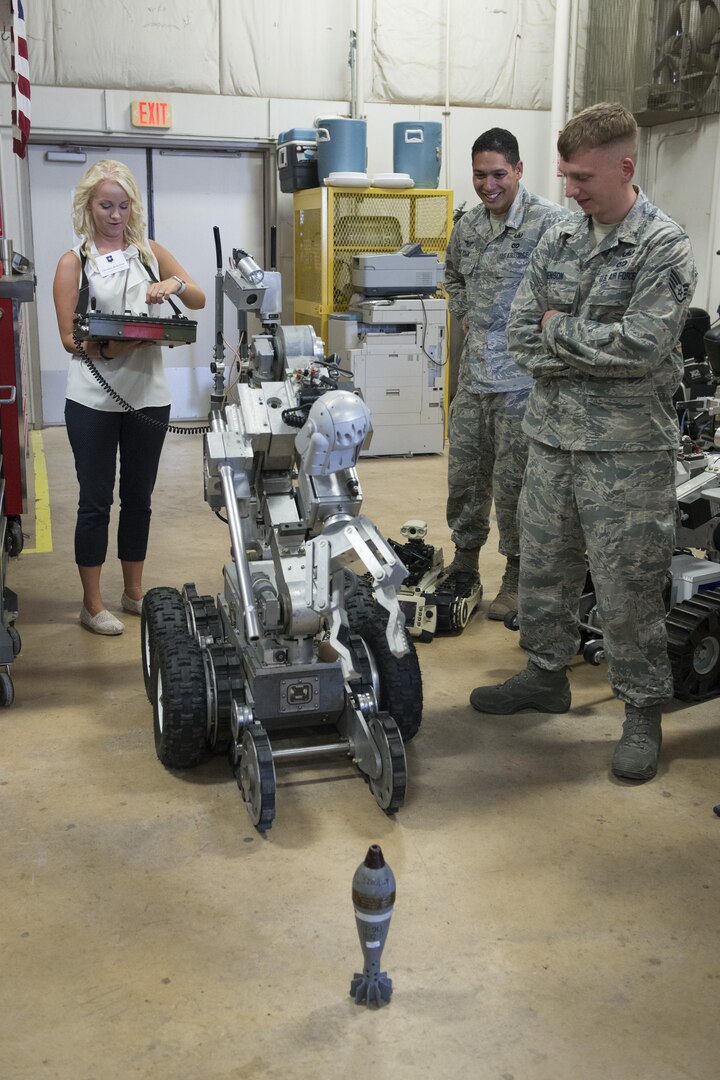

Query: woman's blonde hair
left=72, top=159, right=152, bottom=263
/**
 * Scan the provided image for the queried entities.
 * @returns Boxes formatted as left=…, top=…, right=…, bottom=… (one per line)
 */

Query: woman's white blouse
left=65, top=242, right=171, bottom=412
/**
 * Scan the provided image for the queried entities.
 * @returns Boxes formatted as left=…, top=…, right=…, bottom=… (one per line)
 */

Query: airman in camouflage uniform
left=469, top=103, right=697, bottom=783
left=444, top=129, right=568, bottom=619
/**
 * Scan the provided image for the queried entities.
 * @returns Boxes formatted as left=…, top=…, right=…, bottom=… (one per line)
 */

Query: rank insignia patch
left=668, top=268, right=689, bottom=303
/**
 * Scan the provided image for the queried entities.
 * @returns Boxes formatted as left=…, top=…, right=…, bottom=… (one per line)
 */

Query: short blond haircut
left=72, top=159, right=152, bottom=263
left=558, top=102, right=638, bottom=161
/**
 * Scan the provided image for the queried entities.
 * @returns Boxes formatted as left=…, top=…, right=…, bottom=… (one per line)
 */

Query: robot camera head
left=400, top=519, right=428, bottom=540
left=295, top=390, right=372, bottom=476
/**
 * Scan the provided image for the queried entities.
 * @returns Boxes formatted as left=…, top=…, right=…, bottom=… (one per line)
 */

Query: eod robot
left=141, top=245, right=422, bottom=831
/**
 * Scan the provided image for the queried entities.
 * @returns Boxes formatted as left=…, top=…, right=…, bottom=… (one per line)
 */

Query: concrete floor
left=3, top=426, right=720, bottom=1080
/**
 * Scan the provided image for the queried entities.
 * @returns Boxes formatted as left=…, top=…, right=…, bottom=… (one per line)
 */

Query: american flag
left=10, top=0, right=30, bottom=159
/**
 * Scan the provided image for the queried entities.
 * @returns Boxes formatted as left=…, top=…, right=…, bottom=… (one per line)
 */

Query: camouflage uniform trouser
left=518, top=439, right=676, bottom=707
left=447, top=385, right=530, bottom=556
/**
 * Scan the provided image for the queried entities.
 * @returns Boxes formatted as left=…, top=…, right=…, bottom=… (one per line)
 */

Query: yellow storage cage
left=293, top=186, right=453, bottom=344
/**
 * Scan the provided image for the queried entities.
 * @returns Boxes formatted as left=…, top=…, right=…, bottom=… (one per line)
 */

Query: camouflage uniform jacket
left=507, top=188, right=697, bottom=451
left=444, top=185, right=569, bottom=394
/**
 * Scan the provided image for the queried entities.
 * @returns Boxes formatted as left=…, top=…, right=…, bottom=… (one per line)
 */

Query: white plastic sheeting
left=0, top=0, right=354, bottom=98
left=0, top=0, right=54, bottom=86
left=0, top=0, right=220, bottom=92
left=373, top=0, right=558, bottom=109
left=0, top=0, right=559, bottom=110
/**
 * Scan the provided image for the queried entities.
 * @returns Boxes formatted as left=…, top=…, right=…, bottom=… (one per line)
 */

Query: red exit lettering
left=131, top=101, right=173, bottom=129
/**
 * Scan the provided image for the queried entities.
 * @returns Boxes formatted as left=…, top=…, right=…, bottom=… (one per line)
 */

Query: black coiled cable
left=281, top=406, right=310, bottom=428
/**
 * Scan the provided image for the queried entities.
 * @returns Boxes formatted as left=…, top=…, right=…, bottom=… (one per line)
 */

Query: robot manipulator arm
left=306, top=516, right=410, bottom=674
left=204, top=422, right=262, bottom=641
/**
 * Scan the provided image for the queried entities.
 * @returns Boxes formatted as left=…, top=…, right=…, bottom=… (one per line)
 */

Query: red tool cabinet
left=0, top=274, right=35, bottom=704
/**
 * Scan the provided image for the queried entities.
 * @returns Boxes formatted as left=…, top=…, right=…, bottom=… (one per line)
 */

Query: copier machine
left=327, top=244, right=446, bottom=457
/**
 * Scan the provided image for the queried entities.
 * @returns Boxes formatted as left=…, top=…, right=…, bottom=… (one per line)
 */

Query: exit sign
left=130, top=100, right=173, bottom=128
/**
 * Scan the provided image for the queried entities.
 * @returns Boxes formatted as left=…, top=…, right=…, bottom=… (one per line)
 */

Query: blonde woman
left=53, top=159, right=205, bottom=635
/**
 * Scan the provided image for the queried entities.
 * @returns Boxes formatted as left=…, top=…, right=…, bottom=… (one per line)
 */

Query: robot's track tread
left=206, top=644, right=245, bottom=752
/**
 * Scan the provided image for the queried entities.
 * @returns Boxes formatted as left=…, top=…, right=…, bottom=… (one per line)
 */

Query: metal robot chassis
left=141, top=248, right=422, bottom=832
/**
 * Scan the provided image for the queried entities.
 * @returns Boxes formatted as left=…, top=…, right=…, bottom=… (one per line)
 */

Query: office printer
left=351, top=243, right=443, bottom=297
left=329, top=244, right=446, bottom=457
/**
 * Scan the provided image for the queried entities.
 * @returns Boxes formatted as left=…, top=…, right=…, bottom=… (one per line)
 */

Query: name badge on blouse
left=95, top=250, right=129, bottom=277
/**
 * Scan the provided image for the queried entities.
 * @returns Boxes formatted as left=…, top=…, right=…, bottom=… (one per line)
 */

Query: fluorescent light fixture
left=45, top=151, right=87, bottom=163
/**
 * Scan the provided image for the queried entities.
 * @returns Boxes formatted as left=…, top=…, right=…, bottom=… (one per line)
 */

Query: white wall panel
left=14, top=86, right=108, bottom=135
left=220, top=0, right=355, bottom=100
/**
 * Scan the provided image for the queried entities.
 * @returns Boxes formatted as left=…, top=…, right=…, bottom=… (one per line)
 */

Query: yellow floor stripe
left=23, top=429, right=53, bottom=554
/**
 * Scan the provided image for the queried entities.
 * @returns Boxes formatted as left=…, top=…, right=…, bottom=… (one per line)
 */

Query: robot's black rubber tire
left=6, top=517, right=23, bottom=557
left=7, top=625, right=21, bottom=657
left=152, top=635, right=208, bottom=769
left=345, top=583, right=423, bottom=743
left=0, top=671, right=14, bottom=706
left=582, top=639, right=605, bottom=666
left=141, top=587, right=190, bottom=701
